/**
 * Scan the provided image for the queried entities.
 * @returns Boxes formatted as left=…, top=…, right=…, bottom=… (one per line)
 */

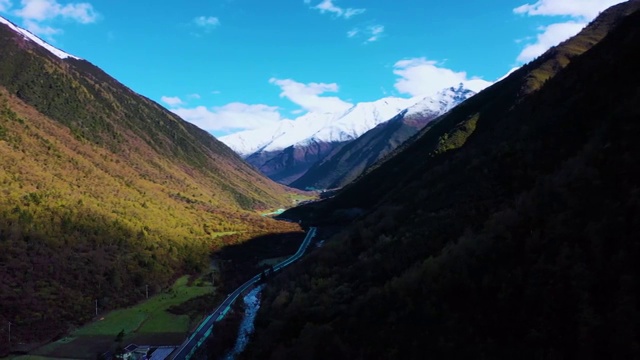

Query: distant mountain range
left=221, top=84, right=481, bottom=187
left=0, top=15, right=298, bottom=351
left=292, top=85, right=477, bottom=189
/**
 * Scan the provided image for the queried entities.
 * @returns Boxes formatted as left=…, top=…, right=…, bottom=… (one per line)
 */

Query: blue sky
left=0, top=0, right=626, bottom=137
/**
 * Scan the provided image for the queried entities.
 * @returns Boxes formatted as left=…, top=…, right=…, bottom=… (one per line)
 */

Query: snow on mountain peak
left=220, top=84, right=481, bottom=156
left=0, top=16, right=80, bottom=60
left=405, top=83, right=476, bottom=117
left=306, top=97, right=415, bottom=143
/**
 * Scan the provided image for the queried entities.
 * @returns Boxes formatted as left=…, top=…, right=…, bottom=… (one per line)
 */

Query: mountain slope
left=292, top=85, right=476, bottom=189
left=245, top=139, right=345, bottom=185
left=0, top=17, right=299, bottom=351
left=246, top=1, right=640, bottom=359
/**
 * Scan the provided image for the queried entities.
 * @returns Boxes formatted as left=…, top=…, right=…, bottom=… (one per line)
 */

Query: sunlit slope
left=0, top=19, right=300, bottom=350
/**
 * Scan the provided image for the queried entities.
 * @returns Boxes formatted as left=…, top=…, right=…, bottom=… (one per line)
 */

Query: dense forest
left=0, top=19, right=302, bottom=354
left=244, top=2, right=640, bottom=359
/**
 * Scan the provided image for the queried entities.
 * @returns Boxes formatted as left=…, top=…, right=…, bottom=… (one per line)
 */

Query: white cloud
left=0, top=0, right=12, bottom=12
left=172, top=103, right=283, bottom=132
left=161, top=96, right=184, bottom=106
left=188, top=93, right=201, bottom=99
left=393, top=58, right=492, bottom=97
left=6, top=0, right=98, bottom=38
left=514, top=0, right=626, bottom=19
left=193, top=15, right=220, bottom=30
left=269, top=77, right=353, bottom=113
left=308, top=0, right=365, bottom=19
left=347, top=28, right=359, bottom=38
left=15, top=0, right=98, bottom=23
left=517, top=22, right=586, bottom=62
left=513, top=0, right=625, bottom=63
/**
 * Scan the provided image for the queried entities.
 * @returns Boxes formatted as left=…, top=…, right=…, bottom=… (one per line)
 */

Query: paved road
left=170, top=227, right=317, bottom=360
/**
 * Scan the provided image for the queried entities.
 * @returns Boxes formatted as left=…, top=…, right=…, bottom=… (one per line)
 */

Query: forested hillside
left=0, top=19, right=300, bottom=352
left=245, top=1, right=640, bottom=359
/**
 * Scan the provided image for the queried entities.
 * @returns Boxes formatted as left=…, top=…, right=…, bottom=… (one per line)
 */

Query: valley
left=1, top=0, right=640, bottom=359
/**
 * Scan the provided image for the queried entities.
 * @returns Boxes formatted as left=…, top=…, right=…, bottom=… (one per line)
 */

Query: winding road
left=170, top=227, right=317, bottom=360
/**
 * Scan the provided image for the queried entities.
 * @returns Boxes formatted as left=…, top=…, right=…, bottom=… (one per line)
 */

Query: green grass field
left=75, top=276, right=213, bottom=336
left=27, top=276, right=215, bottom=359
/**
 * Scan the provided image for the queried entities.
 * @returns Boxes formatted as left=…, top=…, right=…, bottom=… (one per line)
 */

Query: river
left=222, top=284, right=265, bottom=360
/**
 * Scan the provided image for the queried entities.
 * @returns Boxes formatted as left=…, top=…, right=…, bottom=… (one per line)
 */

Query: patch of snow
left=0, top=16, right=80, bottom=60
left=405, top=83, right=476, bottom=118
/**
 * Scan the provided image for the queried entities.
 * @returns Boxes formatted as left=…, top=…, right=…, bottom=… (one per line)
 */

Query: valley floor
left=15, top=275, right=215, bottom=359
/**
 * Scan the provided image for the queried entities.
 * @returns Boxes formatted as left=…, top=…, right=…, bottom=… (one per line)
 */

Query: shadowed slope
left=247, top=2, right=640, bottom=359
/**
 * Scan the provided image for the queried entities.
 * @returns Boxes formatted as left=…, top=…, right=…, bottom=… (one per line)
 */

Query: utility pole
left=95, top=299, right=98, bottom=316
left=8, top=321, right=11, bottom=344
left=146, top=284, right=149, bottom=299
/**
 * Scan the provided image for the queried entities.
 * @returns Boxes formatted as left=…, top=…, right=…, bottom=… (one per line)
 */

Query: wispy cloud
left=161, top=96, right=184, bottom=107
left=269, top=77, right=353, bottom=113
left=188, top=93, right=201, bottom=100
left=347, top=24, right=385, bottom=43
left=365, top=24, right=384, bottom=43
left=306, top=0, right=365, bottom=19
left=393, top=58, right=492, bottom=97
left=193, top=15, right=220, bottom=32
left=514, top=0, right=625, bottom=63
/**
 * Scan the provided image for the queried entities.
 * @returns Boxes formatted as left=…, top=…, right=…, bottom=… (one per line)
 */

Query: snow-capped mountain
left=0, top=16, right=80, bottom=60
left=219, top=112, right=339, bottom=156
left=291, top=84, right=479, bottom=190
left=301, top=97, right=416, bottom=145
left=221, top=85, right=477, bottom=157
left=405, top=84, right=476, bottom=118
left=221, top=97, right=414, bottom=156
left=223, top=84, right=482, bottom=186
